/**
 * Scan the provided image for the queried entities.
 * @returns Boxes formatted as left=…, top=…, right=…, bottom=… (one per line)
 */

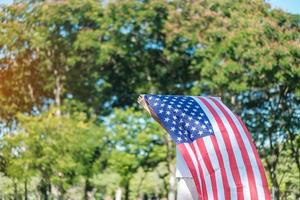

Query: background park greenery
left=0, top=0, right=299, bottom=199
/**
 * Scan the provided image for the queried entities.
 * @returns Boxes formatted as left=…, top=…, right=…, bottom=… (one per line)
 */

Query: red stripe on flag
left=209, top=97, right=259, bottom=199
left=236, top=117, right=271, bottom=200
left=199, top=97, right=245, bottom=199
left=177, top=143, right=203, bottom=199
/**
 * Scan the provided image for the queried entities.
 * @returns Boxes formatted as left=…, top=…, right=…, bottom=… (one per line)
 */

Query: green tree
left=106, top=108, right=169, bottom=200
left=0, top=0, right=108, bottom=121
left=0, top=107, right=106, bottom=199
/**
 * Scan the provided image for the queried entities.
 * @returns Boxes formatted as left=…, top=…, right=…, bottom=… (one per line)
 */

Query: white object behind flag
left=176, top=147, right=192, bottom=178
left=176, top=147, right=198, bottom=200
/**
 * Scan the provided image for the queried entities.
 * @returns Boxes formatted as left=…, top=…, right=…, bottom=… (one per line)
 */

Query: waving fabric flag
left=140, top=95, right=271, bottom=200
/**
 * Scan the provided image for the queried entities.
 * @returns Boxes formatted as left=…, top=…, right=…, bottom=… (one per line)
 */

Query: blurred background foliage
left=0, top=0, right=299, bottom=199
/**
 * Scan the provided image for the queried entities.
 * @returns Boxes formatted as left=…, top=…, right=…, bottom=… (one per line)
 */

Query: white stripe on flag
left=193, top=97, right=238, bottom=200
left=212, top=98, right=266, bottom=200
left=205, top=97, right=251, bottom=200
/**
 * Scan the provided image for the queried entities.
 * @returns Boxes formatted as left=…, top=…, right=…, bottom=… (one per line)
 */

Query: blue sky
left=266, top=0, right=300, bottom=14
left=0, top=0, right=299, bottom=14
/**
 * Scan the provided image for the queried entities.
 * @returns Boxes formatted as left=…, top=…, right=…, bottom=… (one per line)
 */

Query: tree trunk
left=48, top=182, right=52, bottom=200
left=124, top=180, right=130, bottom=200
left=58, top=184, right=65, bottom=200
left=41, top=185, right=48, bottom=200
left=287, top=129, right=300, bottom=175
left=54, top=69, right=62, bottom=116
left=40, top=178, right=50, bottom=200
left=13, top=180, right=18, bottom=200
left=265, top=158, right=280, bottom=200
left=24, top=179, right=28, bottom=200
left=166, top=137, right=176, bottom=200
left=136, top=173, right=146, bottom=199
left=84, top=178, right=93, bottom=200
left=271, top=175, right=280, bottom=199
left=168, top=168, right=176, bottom=200
left=156, top=169, right=169, bottom=197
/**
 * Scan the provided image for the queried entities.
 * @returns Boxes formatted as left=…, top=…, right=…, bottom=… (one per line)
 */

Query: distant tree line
left=0, top=0, right=299, bottom=199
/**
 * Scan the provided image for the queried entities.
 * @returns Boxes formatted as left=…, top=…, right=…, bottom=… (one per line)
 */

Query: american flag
left=143, top=95, right=271, bottom=200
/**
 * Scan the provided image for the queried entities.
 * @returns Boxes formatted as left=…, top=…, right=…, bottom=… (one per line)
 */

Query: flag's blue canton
left=145, top=95, right=214, bottom=144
